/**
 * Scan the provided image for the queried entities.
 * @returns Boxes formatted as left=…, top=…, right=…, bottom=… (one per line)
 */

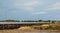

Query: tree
left=0, top=20, right=20, bottom=22
left=38, top=20, right=42, bottom=22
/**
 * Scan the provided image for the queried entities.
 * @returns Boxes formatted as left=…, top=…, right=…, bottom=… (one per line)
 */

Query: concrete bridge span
left=0, top=22, right=51, bottom=30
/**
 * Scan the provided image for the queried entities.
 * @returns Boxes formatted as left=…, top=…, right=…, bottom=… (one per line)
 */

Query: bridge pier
left=0, top=24, right=20, bottom=30
left=0, top=24, right=45, bottom=30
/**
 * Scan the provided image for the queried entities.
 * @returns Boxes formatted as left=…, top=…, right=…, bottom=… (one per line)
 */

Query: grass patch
left=31, top=24, right=60, bottom=30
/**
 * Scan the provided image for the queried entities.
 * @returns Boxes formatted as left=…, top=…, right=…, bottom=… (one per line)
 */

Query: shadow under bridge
left=0, top=22, right=51, bottom=30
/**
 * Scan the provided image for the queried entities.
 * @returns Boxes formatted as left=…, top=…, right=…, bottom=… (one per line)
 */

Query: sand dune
left=0, top=26, right=40, bottom=33
left=0, top=26, right=60, bottom=33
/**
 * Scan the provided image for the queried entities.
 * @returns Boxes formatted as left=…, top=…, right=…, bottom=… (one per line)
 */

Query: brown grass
left=0, top=23, right=60, bottom=33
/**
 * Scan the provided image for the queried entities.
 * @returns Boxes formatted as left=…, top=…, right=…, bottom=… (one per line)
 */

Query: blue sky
left=0, top=0, right=60, bottom=20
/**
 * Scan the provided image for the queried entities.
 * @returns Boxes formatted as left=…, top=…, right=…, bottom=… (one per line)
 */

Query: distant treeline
left=22, top=20, right=54, bottom=22
left=0, top=20, right=60, bottom=23
left=0, top=20, right=51, bottom=22
left=0, top=20, right=20, bottom=22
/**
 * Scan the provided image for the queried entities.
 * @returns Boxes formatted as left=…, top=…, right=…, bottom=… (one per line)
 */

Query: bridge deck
left=0, top=22, right=51, bottom=24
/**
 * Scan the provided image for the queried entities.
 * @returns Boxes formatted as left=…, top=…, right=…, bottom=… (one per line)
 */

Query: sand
left=0, top=26, right=60, bottom=33
left=0, top=26, right=40, bottom=33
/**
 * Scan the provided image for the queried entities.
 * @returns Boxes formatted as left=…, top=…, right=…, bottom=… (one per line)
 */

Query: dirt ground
left=0, top=29, right=60, bottom=33
left=0, top=29, right=41, bottom=33
left=0, top=26, right=60, bottom=33
left=0, top=26, right=40, bottom=33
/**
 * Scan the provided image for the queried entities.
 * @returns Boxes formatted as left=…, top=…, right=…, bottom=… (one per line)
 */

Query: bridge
left=0, top=22, right=51, bottom=24
left=0, top=22, right=52, bottom=30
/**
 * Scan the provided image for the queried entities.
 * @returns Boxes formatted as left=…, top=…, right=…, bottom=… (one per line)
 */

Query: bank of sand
left=0, top=27, right=40, bottom=33
left=0, top=26, right=60, bottom=33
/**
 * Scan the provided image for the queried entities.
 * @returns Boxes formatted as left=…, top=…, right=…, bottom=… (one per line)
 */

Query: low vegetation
left=31, top=24, right=60, bottom=30
left=0, top=20, right=60, bottom=23
left=0, top=20, right=60, bottom=30
left=0, top=20, right=20, bottom=22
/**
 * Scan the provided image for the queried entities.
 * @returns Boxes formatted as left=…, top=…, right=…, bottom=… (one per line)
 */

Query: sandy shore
left=0, top=28, right=60, bottom=33
left=0, top=29, right=40, bottom=33
left=0, top=26, right=60, bottom=33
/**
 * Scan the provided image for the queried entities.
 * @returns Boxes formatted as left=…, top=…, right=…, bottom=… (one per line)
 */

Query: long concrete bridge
left=0, top=22, right=51, bottom=24
left=0, top=22, right=52, bottom=30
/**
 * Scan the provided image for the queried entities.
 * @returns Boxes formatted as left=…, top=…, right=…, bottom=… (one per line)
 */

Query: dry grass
left=0, top=24, right=60, bottom=33
left=31, top=24, right=60, bottom=30
left=0, top=26, right=40, bottom=33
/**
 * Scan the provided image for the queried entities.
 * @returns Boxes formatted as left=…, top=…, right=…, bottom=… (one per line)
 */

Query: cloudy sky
left=0, top=0, right=60, bottom=20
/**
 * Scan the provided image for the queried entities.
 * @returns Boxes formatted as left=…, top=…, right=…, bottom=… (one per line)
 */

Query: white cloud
left=45, top=2, right=60, bottom=10
left=22, top=1, right=44, bottom=11
left=12, top=0, right=44, bottom=11
left=22, top=7, right=33, bottom=11
left=19, top=6, right=34, bottom=11
left=32, top=11, right=47, bottom=14
left=23, top=1, right=43, bottom=6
